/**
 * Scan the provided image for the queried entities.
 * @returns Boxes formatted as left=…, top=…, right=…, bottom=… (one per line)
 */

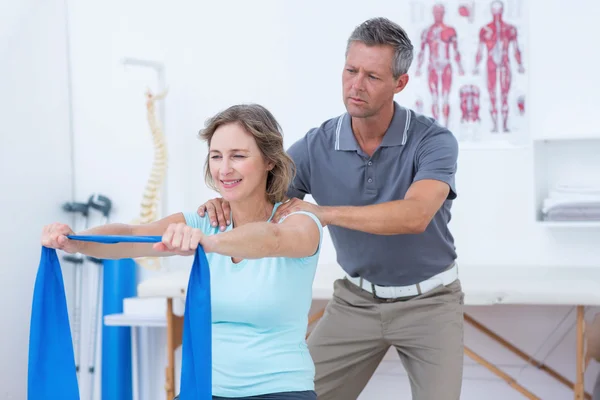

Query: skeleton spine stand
left=133, top=89, right=168, bottom=270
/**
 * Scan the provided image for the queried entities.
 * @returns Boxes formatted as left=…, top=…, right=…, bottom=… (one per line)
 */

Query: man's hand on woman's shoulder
left=197, top=197, right=231, bottom=231
left=197, top=196, right=332, bottom=228
left=272, top=198, right=331, bottom=227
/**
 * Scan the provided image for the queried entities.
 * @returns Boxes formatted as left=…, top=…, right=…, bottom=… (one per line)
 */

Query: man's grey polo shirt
left=286, top=101, right=458, bottom=287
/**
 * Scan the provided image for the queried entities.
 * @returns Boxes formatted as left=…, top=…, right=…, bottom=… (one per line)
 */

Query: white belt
left=346, top=263, right=458, bottom=299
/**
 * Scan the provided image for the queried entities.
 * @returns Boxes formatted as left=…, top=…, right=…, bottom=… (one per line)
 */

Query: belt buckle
left=370, top=283, right=396, bottom=303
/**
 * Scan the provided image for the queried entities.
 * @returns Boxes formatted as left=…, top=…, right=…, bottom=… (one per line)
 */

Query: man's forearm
left=202, top=222, right=280, bottom=259
left=323, top=200, right=428, bottom=235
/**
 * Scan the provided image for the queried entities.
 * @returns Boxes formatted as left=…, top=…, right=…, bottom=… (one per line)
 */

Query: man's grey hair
left=346, top=17, right=414, bottom=79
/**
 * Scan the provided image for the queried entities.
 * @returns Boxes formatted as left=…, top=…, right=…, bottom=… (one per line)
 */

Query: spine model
left=134, top=88, right=168, bottom=270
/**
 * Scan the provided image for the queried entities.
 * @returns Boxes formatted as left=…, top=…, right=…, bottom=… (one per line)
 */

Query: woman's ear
left=266, top=161, right=275, bottom=171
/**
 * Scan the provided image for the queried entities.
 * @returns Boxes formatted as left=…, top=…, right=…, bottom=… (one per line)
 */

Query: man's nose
left=352, top=73, right=366, bottom=91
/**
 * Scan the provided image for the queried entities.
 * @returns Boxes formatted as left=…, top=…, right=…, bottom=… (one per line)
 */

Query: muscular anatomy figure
left=415, top=3, right=464, bottom=127
left=474, top=0, right=525, bottom=132
left=459, top=85, right=480, bottom=123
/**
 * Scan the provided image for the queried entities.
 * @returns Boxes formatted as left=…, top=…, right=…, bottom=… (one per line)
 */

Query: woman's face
left=208, top=122, right=272, bottom=203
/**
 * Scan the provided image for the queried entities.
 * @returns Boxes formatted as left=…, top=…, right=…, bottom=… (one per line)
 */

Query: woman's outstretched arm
left=41, top=213, right=186, bottom=259
left=155, top=212, right=321, bottom=260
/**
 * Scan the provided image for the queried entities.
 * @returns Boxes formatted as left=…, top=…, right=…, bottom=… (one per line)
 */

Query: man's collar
left=334, top=102, right=410, bottom=151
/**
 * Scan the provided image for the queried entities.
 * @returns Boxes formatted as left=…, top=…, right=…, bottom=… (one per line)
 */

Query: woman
left=41, top=104, right=323, bottom=400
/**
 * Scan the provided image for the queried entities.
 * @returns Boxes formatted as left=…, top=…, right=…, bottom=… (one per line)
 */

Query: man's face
left=342, top=41, right=407, bottom=119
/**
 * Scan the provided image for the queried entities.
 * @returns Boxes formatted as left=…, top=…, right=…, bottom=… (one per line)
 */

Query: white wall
left=4, top=0, right=600, bottom=399
left=0, top=0, right=74, bottom=398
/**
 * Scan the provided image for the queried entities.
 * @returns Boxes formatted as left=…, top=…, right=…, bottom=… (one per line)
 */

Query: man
left=198, top=17, right=463, bottom=400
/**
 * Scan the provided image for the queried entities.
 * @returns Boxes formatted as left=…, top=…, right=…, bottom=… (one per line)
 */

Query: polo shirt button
left=368, top=178, right=373, bottom=183
left=368, top=161, right=372, bottom=166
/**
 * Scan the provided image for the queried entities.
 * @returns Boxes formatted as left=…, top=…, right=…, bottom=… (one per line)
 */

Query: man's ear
left=394, top=74, right=409, bottom=94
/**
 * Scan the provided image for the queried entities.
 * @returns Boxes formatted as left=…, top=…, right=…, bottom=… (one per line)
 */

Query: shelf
left=533, top=135, right=600, bottom=143
left=533, top=138, right=600, bottom=225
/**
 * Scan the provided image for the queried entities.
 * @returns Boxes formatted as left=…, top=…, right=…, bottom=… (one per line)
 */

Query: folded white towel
left=542, top=198, right=600, bottom=214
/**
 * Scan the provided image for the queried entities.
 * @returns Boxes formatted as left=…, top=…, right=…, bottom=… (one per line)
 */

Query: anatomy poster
left=403, top=0, right=528, bottom=144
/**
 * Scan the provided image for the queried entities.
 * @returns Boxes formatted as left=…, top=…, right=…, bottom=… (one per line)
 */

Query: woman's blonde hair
left=198, top=104, right=296, bottom=204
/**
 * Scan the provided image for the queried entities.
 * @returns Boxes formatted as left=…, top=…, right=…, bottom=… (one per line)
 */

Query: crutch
left=61, top=200, right=92, bottom=381
left=85, top=194, right=112, bottom=400
left=87, top=194, right=112, bottom=399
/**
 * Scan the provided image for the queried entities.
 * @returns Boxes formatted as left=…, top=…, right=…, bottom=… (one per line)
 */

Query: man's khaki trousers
left=308, top=277, right=464, bottom=400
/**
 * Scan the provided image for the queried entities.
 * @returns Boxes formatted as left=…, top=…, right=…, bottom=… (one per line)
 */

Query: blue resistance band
left=28, top=235, right=211, bottom=400
left=68, top=235, right=163, bottom=243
